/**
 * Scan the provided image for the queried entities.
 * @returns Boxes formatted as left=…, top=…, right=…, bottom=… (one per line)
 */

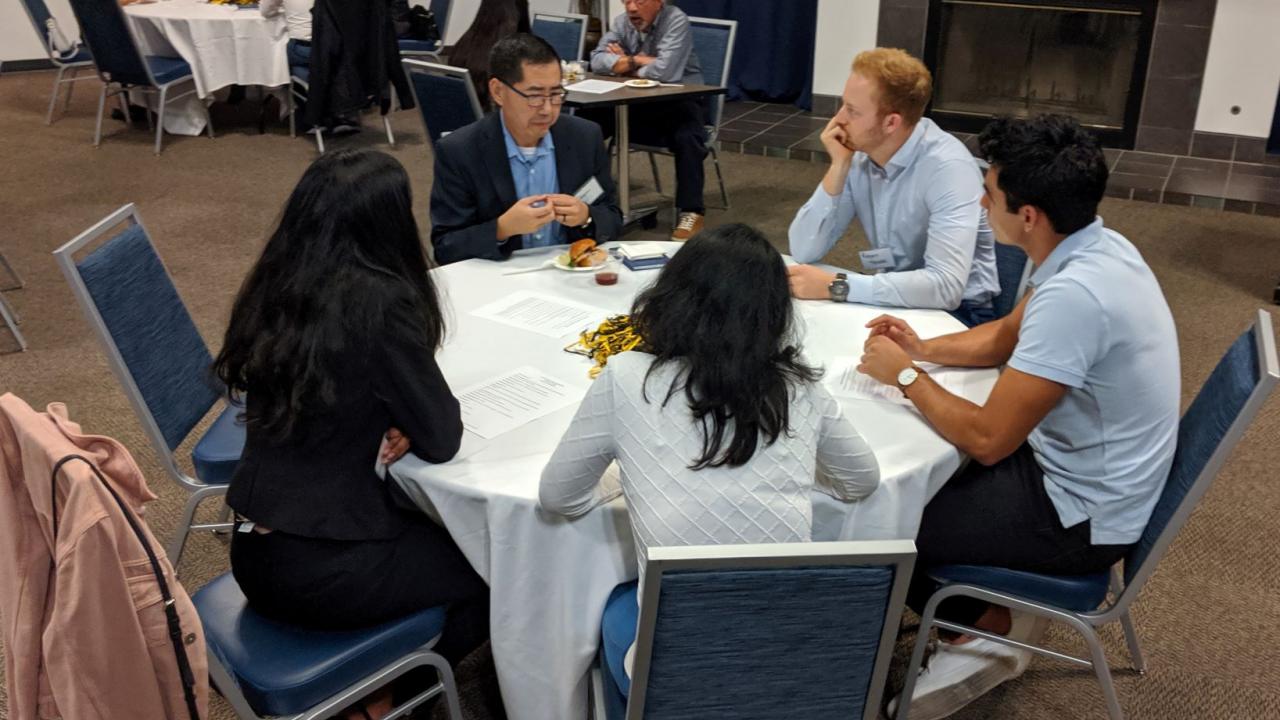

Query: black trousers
left=580, top=98, right=709, bottom=214
left=230, top=513, right=489, bottom=666
left=907, top=443, right=1131, bottom=626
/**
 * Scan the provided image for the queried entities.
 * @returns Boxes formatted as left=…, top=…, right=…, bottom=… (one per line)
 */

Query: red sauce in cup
left=595, top=270, right=619, bottom=286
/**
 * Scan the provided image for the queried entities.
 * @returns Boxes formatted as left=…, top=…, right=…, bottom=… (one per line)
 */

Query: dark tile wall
left=717, top=101, right=1280, bottom=217
left=876, top=0, right=929, bottom=58
left=1134, top=0, right=1217, bottom=154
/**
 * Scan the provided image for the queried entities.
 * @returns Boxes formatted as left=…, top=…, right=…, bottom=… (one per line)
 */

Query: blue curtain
left=678, top=0, right=818, bottom=110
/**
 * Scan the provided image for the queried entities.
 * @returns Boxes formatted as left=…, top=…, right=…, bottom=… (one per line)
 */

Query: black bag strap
left=50, top=454, right=202, bottom=720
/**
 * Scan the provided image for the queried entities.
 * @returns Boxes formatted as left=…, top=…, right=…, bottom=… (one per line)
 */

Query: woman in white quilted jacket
left=538, top=223, right=882, bottom=675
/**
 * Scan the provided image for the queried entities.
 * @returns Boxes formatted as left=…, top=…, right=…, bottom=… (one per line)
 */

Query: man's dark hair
left=978, top=114, right=1108, bottom=235
left=489, top=33, right=561, bottom=85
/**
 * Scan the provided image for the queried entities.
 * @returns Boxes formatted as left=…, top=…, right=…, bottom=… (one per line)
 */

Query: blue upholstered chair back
left=21, top=0, right=55, bottom=33
left=627, top=541, right=914, bottom=720
left=643, top=568, right=890, bottom=719
left=532, top=14, right=586, bottom=62
left=688, top=18, right=735, bottom=130
left=19, top=0, right=59, bottom=47
left=430, top=0, right=451, bottom=34
left=1124, top=316, right=1276, bottom=585
left=75, top=222, right=218, bottom=451
left=403, top=61, right=482, bottom=148
left=992, top=242, right=1028, bottom=319
left=66, top=0, right=150, bottom=85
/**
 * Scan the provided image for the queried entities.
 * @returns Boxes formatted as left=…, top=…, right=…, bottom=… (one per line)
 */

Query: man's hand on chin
left=786, top=264, right=836, bottom=300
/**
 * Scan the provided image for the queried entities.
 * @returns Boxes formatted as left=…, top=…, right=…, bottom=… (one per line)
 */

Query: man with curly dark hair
left=859, top=114, right=1180, bottom=720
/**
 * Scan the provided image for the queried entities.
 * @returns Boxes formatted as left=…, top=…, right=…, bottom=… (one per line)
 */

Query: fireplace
left=923, top=0, right=1158, bottom=148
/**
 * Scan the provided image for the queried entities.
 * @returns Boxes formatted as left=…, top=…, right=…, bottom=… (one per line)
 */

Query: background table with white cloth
left=124, top=0, right=289, bottom=135
left=390, top=242, right=999, bottom=720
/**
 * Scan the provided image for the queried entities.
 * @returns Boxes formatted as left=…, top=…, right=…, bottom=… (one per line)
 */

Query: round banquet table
left=124, top=0, right=289, bottom=135
left=389, top=241, right=999, bottom=720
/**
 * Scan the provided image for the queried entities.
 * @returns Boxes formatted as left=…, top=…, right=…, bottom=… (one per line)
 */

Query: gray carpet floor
left=1, top=68, right=1279, bottom=719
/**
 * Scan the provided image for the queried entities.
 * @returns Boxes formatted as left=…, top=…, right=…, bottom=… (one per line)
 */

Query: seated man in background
left=586, top=0, right=708, bottom=241
left=788, top=48, right=1000, bottom=327
left=431, top=34, right=622, bottom=265
left=261, top=0, right=314, bottom=68
left=857, top=114, right=1180, bottom=719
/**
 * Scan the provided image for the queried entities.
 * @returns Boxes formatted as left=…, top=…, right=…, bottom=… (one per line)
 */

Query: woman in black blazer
left=214, top=149, right=487, bottom=717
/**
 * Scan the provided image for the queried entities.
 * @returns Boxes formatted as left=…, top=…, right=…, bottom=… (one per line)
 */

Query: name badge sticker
left=573, top=176, right=606, bottom=205
left=859, top=247, right=896, bottom=271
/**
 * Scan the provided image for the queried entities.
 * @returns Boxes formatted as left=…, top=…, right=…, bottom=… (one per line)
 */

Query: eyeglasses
left=498, top=78, right=568, bottom=108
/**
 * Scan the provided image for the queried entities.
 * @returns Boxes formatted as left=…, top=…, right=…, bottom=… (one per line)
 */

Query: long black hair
left=213, top=149, right=444, bottom=442
left=630, top=223, right=821, bottom=470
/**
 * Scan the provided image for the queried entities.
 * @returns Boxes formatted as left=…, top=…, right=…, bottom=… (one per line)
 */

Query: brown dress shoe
left=671, top=212, right=704, bottom=241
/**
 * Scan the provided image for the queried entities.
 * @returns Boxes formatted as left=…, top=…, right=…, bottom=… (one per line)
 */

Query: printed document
left=456, top=366, right=583, bottom=439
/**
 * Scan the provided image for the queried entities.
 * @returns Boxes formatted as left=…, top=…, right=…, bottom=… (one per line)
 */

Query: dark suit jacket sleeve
left=374, top=322, right=463, bottom=464
left=566, top=122, right=624, bottom=244
left=430, top=139, right=512, bottom=265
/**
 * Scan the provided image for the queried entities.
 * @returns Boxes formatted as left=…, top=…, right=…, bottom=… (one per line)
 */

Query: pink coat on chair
left=0, top=393, right=208, bottom=720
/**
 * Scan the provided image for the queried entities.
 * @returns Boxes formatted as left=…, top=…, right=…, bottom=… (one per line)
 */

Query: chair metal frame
left=532, top=11, right=589, bottom=62
left=52, top=204, right=234, bottom=566
left=16, top=0, right=100, bottom=125
left=895, top=308, right=1280, bottom=720
left=208, top=633, right=462, bottom=720
left=400, top=59, right=483, bottom=150
left=632, top=16, right=737, bottom=211
left=68, top=0, right=214, bottom=155
left=0, top=245, right=25, bottom=352
left=0, top=295, right=25, bottom=353
left=593, top=539, right=917, bottom=720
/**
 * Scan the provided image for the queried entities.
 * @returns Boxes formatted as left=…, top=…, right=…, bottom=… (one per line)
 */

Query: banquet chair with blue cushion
left=896, top=308, right=1280, bottom=720
left=992, top=242, right=1032, bottom=320
left=594, top=540, right=916, bottom=720
left=65, top=0, right=213, bottom=154
left=401, top=59, right=483, bottom=150
left=633, top=17, right=736, bottom=210
left=17, top=0, right=99, bottom=125
left=399, top=0, right=452, bottom=59
left=532, top=12, right=588, bottom=62
left=53, top=204, right=245, bottom=570
left=195, top=572, right=462, bottom=720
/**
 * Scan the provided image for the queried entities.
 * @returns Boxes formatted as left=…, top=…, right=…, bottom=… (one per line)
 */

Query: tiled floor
left=716, top=101, right=1280, bottom=216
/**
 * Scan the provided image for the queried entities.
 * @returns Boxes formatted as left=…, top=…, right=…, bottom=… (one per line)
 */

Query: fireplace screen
left=930, top=1, right=1145, bottom=130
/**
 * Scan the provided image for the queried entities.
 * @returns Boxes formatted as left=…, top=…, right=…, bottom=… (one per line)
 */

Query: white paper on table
left=827, top=358, right=976, bottom=406
left=566, top=79, right=626, bottom=94
left=616, top=242, right=668, bottom=260
left=456, top=366, right=584, bottom=439
left=471, top=291, right=606, bottom=339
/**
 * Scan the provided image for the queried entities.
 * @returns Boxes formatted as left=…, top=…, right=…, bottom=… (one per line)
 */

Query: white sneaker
left=887, top=634, right=1032, bottom=720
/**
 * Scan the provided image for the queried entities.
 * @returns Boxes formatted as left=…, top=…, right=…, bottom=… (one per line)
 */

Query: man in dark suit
left=430, top=34, right=623, bottom=265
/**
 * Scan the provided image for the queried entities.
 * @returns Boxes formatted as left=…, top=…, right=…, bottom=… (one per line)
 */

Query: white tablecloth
left=391, top=243, right=999, bottom=720
left=125, top=0, right=288, bottom=135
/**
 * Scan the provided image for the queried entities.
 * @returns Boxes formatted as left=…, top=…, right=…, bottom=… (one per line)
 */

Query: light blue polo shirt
left=1008, top=217, right=1180, bottom=545
left=500, top=111, right=564, bottom=248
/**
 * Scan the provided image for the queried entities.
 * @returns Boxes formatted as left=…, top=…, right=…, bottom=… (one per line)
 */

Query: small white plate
left=624, top=79, right=659, bottom=89
left=553, top=253, right=607, bottom=272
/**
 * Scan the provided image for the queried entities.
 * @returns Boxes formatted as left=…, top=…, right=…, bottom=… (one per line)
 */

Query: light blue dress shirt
left=788, top=119, right=1000, bottom=310
left=589, top=5, right=704, bottom=84
left=501, top=111, right=564, bottom=248
left=1009, top=218, right=1180, bottom=545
